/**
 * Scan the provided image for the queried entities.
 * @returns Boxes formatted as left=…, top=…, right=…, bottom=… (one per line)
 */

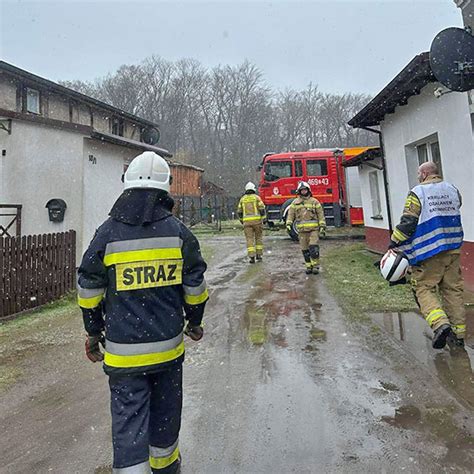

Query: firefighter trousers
left=299, top=230, right=320, bottom=268
left=109, top=364, right=182, bottom=473
left=410, top=250, right=466, bottom=339
left=243, top=222, right=263, bottom=258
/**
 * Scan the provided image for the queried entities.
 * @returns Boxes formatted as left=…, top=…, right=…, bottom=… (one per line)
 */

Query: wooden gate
left=0, top=204, right=22, bottom=237
left=0, top=230, right=76, bottom=319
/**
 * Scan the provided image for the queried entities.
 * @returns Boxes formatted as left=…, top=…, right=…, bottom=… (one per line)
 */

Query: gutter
left=361, top=127, right=394, bottom=234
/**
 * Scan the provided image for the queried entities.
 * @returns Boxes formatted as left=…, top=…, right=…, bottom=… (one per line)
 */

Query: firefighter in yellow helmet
left=286, top=181, right=326, bottom=274
left=237, top=182, right=266, bottom=263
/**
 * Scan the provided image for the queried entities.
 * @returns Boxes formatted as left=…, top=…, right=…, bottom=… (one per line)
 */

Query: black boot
left=432, top=324, right=452, bottom=349
left=256, top=255, right=262, bottom=262
left=249, top=256, right=255, bottom=264
left=447, top=332, right=465, bottom=348
left=302, top=250, right=312, bottom=274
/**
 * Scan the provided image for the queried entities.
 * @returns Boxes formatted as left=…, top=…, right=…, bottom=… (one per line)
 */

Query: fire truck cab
left=258, top=148, right=370, bottom=237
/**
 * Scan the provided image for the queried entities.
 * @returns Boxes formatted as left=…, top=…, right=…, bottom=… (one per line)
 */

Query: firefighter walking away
left=77, top=151, right=208, bottom=473
left=390, top=161, right=465, bottom=350
left=286, top=181, right=326, bottom=274
left=237, top=181, right=266, bottom=263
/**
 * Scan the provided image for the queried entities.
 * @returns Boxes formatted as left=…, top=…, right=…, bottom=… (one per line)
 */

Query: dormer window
left=26, top=88, right=40, bottom=114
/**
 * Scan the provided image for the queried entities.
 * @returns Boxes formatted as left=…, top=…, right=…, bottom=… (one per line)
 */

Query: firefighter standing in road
left=237, top=182, right=266, bottom=263
left=78, top=151, right=208, bottom=473
left=390, top=161, right=465, bottom=349
left=286, top=181, right=326, bottom=274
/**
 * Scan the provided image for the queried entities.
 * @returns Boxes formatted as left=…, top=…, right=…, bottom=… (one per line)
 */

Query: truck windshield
left=307, top=159, right=328, bottom=176
left=264, top=161, right=292, bottom=181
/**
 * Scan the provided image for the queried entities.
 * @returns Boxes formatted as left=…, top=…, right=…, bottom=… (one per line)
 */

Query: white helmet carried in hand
left=245, top=182, right=256, bottom=192
left=380, top=250, right=409, bottom=282
left=124, top=152, right=171, bottom=192
left=297, top=181, right=311, bottom=193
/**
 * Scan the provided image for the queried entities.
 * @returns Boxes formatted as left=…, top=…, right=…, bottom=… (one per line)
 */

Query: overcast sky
left=0, top=0, right=462, bottom=95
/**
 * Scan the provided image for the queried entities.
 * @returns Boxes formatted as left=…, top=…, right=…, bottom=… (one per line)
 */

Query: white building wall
left=0, top=75, right=18, bottom=110
left=381, top=83, right=473, bottom=242
left=47, top=94, right=70, bottom=122
left=358, top=158, right=389, bottom=230
left=0, top=120, right=85, bottom=259
left=81, top=139, right=140, bottom=253
left=345, top=166, right=362, bottom=207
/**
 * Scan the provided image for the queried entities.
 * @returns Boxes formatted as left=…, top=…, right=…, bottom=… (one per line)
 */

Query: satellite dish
left=430, top=27, right=474, bottom=92
left=141, top=127, right=161, bottom=145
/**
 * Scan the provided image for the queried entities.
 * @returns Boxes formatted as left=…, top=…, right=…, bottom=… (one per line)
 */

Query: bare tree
left=62, top=57, right=374, bottom=194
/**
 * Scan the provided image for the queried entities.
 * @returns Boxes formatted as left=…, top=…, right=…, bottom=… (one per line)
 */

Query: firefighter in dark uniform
left=78, top=151, right=208, bottom=473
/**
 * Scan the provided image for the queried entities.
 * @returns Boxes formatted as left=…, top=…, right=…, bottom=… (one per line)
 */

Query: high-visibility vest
left=238, top=194, right=264, bottom=223
left=399, top=181, right=463, bottom=264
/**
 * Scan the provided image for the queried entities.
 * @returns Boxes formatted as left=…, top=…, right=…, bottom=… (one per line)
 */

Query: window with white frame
left=26, top=88, right=40, bottom=114
left=369, top=171, right=382, bottom=219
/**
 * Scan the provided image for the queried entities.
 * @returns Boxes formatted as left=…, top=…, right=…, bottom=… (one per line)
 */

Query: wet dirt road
left=1, top=236, right=473, bottom=473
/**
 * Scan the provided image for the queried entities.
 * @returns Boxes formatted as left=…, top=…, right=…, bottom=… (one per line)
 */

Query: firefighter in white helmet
left=78, top=151, right=208, bottom=473
left=237, top=181, right=266, bottom=263
left=286, top=181, right=326, bottom=274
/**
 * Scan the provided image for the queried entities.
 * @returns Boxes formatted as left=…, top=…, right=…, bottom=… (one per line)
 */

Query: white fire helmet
left=124, top=152, right=171, bottom=192
left=245, top=182, right=256, bottom=192
left=297, top=181, right=311, bottom=193
left=380, top=250, right=410, bottom=282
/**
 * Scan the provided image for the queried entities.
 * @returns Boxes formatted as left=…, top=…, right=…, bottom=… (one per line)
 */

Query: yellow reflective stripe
left=104, top=248, right=182, bottom=266
left=305, top=262, right=312, bottom=268
left=452, top=324, right=466, bottom=334
left=78, top=293, right=104, bottom=309
left=184, top=288, right=209, bottom=305
left=242, top=216, right=262, bottom=221
left=104, top=341, right=184, bottom=368
left=426, top=309, right=447, bottom=325
left=150, top=447, right=180, bottom=470
left=255, top=245, right=263, bottom=250
left=297, top=223, right=318, bottom=228
left=392, top=228, right=408, bottom=242
left=406, top=195, right=421, bottom=208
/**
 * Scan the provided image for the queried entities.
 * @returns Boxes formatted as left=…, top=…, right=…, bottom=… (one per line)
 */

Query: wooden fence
left=0, top=231, right=76, bottom=319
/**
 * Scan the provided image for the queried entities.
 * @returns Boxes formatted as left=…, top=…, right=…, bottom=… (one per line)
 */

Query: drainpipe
left=361, top=126, right=393, bottom=234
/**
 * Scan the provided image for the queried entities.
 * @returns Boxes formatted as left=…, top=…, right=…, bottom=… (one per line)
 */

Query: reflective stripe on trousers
left=113, top=461, right=151, bottom=473
left=426, top=308, right=448, bottom=327
left=150, top=440, right=180, bottom=470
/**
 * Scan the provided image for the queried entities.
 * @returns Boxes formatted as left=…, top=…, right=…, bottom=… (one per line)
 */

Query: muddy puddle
left=371, top=310, right=474, bottom=410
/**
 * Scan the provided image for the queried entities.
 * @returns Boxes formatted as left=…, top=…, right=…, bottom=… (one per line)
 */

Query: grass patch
left=191, top=219, right=286, bottom=238
left=200, top=243, right=216, bottom=265
left=190, top=219, right=243, bottom=237
left=0, top=293, right=78, bottom=337
left=0, top=294, right=80, bottom=391
left=322, top=243, right=417, bottom=321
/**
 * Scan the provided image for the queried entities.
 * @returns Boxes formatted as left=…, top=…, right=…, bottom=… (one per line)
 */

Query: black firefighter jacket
left=77, top=189, right=208, bottom=375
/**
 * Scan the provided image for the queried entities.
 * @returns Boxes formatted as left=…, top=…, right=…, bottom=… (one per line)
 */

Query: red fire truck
left=257, top=147, right=372, bottom=238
